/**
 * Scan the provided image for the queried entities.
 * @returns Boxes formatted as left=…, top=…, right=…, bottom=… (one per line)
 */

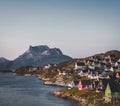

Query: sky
left=0, top=0, right=120, bottom=60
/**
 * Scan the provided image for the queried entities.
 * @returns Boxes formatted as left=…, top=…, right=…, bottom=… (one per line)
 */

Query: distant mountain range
left=0, top=45, right=72, bottom=70
left=0, top=46, right=120, bottom=71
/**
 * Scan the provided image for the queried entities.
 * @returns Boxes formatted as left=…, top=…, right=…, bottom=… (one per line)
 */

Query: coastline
left=12, top=72, right=67, bottom=86
left=12, top=72, right=79, bottom=105
left=51, top=90, right=94, bottom=106
left=12, top=72, right=93, bottom=106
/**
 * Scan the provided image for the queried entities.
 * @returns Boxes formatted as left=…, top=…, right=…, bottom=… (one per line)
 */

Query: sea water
left=0, top=73, right=73, bottom=106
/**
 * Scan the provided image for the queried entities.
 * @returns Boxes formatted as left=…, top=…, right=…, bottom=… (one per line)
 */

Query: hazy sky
left=0, top=0, right=120, bottom=60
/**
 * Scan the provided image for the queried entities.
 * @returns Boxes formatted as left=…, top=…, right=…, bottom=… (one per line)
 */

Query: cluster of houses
left=74, top=55, right=120, bottom=79
left=68, top=55, right=120, bottom=102
left=27, top=64, right=56, bottom=72
left=68, top=78, right=120, bottom=102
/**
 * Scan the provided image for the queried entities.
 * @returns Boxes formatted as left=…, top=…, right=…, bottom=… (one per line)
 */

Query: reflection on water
left=0, top=73, right=73, bottom=106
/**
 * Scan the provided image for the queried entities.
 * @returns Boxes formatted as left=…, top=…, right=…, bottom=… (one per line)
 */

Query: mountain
left=0, top=57, right=9, bottom=63
left=0, top=45, right=72, bottom=70
left=0, top=57, right=12, bottom=72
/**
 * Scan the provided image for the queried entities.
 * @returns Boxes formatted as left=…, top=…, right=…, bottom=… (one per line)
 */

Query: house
left=67, top=80, right=79, bottom=89
left=115, top=62, right=118, bottom=67
left=68, top=81, right=75, bottom=89
left=96, top=79, right=113, bottom=92
left=104, top=83, right=112, bottom=102
left=92, top=61, right=99, bottom=68
left=118, top=59, right=120, bottom=62
left=105, top=83, right=111, bottom=98
left=91, top=81, right=99, bottom=89
left=74, top=62, right=85, bottom=70
left=96, top=78, right=120, bottom=100
left=99, top=70, right=111, bottom=79
left=78, top=80, right=91, bottom=90
left=110, top=67, right=114, bottom=72
left=88, top=65, right=95, bottom=70
left=44, top=64, right=51, bottom=69
left=85, top=60, right=90, bottom=66
left=68, top=80, right=92, bottom=90
left=79, top=69, right=88, bottom=76
left=96, top=79, right=104, bottom=92
left=104, top=81, right=120, bottom=102
left=88, top=71, right=99, bottom=80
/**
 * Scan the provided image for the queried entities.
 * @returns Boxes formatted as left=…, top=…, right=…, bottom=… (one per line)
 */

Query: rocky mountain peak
left=23, top=45, right=63, bottom=57
left=29, top=45, right=49, bottom=53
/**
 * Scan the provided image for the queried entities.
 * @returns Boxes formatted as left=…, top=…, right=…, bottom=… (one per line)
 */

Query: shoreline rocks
left=44, top=80, right=67, bottom=87
left=52, top=90, right=94, bottom=106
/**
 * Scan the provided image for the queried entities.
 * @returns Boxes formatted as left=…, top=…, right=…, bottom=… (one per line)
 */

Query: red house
left=78, top=80, right=91, bottom=90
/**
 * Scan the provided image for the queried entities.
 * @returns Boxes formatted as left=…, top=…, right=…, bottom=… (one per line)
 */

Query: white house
left=88, top=71, right=99, bottom=80
left=74, top=62, right=85, bottom=70
left=44, top=64, right=51, bottom=69
left=67, top=81, right=79, bottom=89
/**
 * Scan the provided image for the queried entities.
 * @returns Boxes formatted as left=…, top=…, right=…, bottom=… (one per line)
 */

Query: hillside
left=56, top=50, right=120, bottom=70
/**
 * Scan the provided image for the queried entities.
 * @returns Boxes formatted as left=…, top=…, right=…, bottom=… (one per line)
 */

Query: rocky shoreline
left=13, top=73, right=68, bottom=87
left=51, top=90, right=94, bottom=106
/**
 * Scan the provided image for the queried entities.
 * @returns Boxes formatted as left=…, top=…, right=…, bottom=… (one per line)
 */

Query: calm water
left=0, top=73, right=73, bottom=106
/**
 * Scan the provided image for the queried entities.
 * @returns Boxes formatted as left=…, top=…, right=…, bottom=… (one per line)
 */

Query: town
left=13, top=50, right=120, bottom=106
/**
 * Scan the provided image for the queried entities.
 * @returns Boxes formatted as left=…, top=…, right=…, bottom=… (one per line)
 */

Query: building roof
left=98, top=78, right=120, bottom=92
left=76, top=62, right=85, bottom=66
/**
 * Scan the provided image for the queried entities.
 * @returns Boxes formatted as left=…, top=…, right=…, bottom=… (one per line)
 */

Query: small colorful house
left=78, top=80, right=91, bottom=90
left=96, top=78, right=120, bottom=101
left=105, top=83, right=112, bottom=102
left=68, top=80, right=92, bottom=90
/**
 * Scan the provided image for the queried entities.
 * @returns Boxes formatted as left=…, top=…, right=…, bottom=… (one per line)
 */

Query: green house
left=105, top=83, right=111, bottom=98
